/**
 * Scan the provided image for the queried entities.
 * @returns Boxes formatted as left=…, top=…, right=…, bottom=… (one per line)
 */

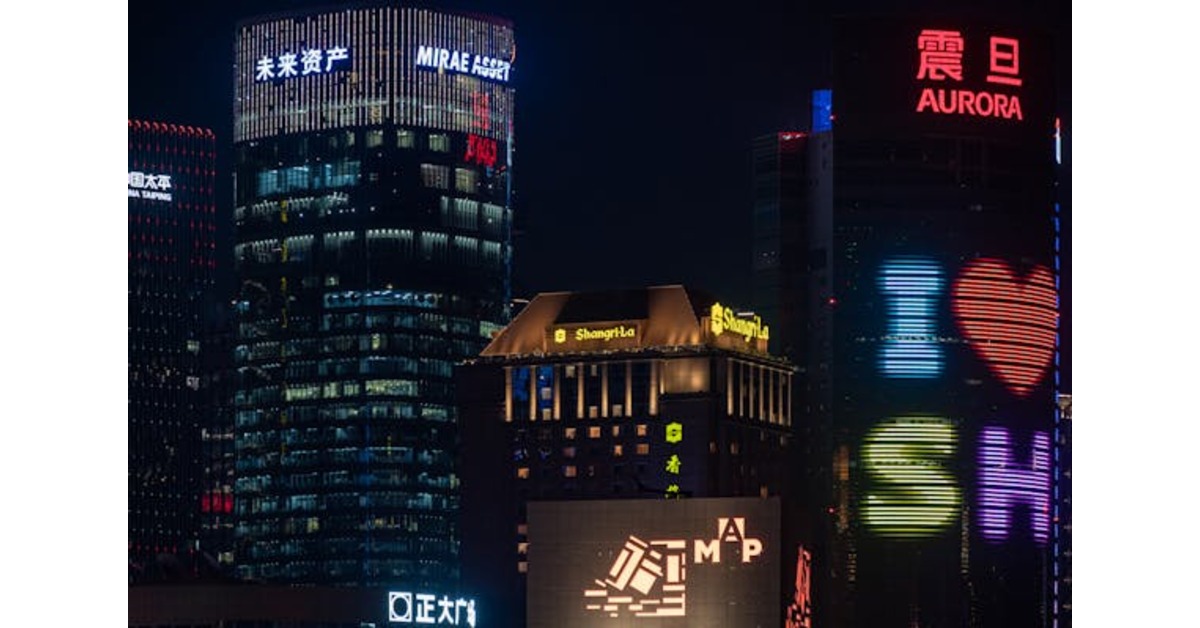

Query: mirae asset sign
left=415, top=45, right=512, bottom=82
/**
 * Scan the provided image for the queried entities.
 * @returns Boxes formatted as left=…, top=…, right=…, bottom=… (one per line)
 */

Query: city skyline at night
left=28, top=1, right=1183, bottom=626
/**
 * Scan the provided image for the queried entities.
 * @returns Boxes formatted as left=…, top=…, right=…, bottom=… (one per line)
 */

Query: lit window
left=612, top=404, right=624, bottom=417
left=516, top=467, right=529, bottom=479
left=588, top=426, right=601, bottom=439
left=565, top=365, right=576, bottom=378
left=517, top=523, right=527, bottom=535
left=613, top=445, right=624, bottom=457
left=455, top=168, right=478, bottom=194
left=366, top=129, right=384, bottom=148
left=564, top=465, right=577, bottom=478
left=637, top=424, right=648, bottom=437
left=563, top=446, right=576, bottom=458
left=518, top=542, right=529, bottom=555
left=429, top=133, right=450, bottom=152
left=588, top=406, right=599, bottom=419
left=637, top=443, right=650, bottom=455
left=397, top=129, right=415, bottom=148
left=564, top=427, right=576, bottom=440
left=731, top=442, right=740, bottom=455
left=517, top=561, right=527, bottom=573
left=611, top=426, right=621, bottom=437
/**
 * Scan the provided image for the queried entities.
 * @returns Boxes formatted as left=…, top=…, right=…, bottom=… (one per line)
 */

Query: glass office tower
left=129, top=120, right=218, bottom=582
left=231, top=5, right=515, bottom=587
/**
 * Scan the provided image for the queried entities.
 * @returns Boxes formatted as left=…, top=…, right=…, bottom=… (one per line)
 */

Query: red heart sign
left=951, top=259, right=1058, bottom=398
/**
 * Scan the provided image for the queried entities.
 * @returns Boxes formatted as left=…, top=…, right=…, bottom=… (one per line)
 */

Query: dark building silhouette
left=457, top=285, right=796, bottom=627
left=128, top=119, right=218, bottom=582
left=230, top=4, right=515, bottom=587
left=756, top=16, right=1062, bottom=628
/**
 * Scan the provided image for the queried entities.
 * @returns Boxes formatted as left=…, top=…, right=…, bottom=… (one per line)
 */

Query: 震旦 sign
left=913, top=29, right=1024, bottom=120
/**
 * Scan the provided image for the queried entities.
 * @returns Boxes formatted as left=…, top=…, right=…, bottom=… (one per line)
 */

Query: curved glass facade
left=232, top=5, right=514, bottom=587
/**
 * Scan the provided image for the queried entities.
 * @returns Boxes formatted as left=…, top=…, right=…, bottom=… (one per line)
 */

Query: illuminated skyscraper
left=758, top=16, right=1061, bottom=628
left=457, top=285, right=796, bottom=627
left=128, top=119, right=218, bottom=582
left=231, top=5, right=515, bottom=587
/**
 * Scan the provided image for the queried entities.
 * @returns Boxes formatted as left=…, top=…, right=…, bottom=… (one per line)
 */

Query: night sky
left=129, top=0, right=1068, bottom=310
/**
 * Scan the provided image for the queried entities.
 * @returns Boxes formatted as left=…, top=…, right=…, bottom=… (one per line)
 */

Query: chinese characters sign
left=664, top=422, right=683, bottom=498
left=914, top=28, right=1024, bottom=120
left=255, top=46, right=350, bottom=82
left=388, top=591, right=476, bottom=627
left=128, top=171, right=173, bottom=202
left=464, top=134, right=498, bottom=169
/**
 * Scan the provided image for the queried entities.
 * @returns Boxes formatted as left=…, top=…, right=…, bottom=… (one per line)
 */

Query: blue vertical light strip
left=878, top=257, right=944, bottom=378
left=1052, top=198, right=1062, bottom=628
left=812, top=89, right=833, bottom=133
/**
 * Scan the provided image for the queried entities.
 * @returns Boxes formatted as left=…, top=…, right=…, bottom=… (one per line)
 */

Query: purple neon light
left=978, top=426, right=1051, bottom=544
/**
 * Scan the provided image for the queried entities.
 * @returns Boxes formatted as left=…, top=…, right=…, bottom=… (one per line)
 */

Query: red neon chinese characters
left=464, top=134, right=497, bottom=169
left=916, top=30, right=965, bottom=81
left=951, top=259, right=1057, bottom=398
left=987, top=37, right=1022, bottom=86
left=914, top=28, right=1025, bottom=121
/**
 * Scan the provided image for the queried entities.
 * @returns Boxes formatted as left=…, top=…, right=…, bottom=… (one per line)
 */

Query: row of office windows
left=236, top=513, right=450, bottom=539
left=235, top=403, right=452, bottom=429
left=236, top=230, right=506, bottom=267
left=234, top=334, right=482, bottom=363
left=237, top=491, right=454, bottom=515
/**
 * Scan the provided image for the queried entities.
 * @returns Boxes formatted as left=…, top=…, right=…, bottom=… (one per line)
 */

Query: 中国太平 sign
left=128, top=171, right=173, bottom=202
left=913, top=29, right=1024, bottom=121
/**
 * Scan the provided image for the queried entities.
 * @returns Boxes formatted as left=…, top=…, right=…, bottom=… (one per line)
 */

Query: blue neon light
left=812, top=89, right=833, bottom=133
left=878, top=257, right=944, bottom=378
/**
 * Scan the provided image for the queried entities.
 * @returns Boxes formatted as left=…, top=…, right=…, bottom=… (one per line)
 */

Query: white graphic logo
left=583, top=517, right=764, bottom=618
left=388, top=591, right=476, bottom=627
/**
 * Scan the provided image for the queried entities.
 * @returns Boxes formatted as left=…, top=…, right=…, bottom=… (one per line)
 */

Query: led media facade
left=527, top=498, right=780, bottom=628
left=232, top=5, right=515, bottom=587
left=952, top=258, right=1057, bottom=398
left=978, top=427, right=1050, bottom=544
left=861, top=417, right=960, bottom=538
left=878, top=257, right=945, bottom=378
left=822, top=16, right=1058, bottom=628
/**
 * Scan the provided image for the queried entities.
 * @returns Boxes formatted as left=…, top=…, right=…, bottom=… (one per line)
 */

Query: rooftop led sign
left=415, top=45, right=512, bottom=83
left=914, top=29, right=1025, bottom=120
left=709, top=303, right=770, bottom=343
left=254, top=46, right=350, bottom=82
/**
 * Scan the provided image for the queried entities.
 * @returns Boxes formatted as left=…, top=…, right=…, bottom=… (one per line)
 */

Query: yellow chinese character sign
left=665, top=422, right=683, bottom=444
left=665, top=454, right=681, bottom=475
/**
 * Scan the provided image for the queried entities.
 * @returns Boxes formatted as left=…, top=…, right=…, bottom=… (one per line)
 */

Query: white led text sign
left=415, top=46, right=512, bottom=83
left=255, top=47, right=350, bottom=82
left=388, top=592, right=476, bottom=627
left=128, top=172, right=173, bottom=202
